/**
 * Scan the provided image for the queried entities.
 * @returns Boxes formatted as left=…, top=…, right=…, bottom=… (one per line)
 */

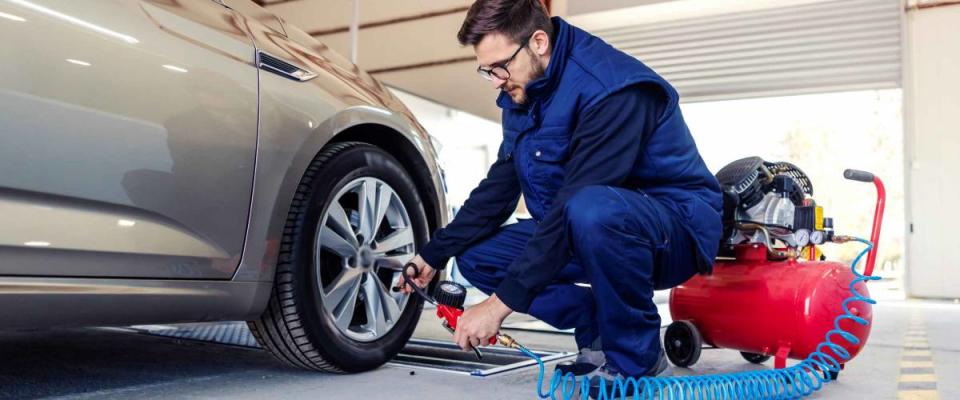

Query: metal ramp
left=129, top=322, right=572, bottom=377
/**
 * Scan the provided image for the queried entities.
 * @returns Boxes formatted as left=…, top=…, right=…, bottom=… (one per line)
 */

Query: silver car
left=0, top=0, right=447, bottom=373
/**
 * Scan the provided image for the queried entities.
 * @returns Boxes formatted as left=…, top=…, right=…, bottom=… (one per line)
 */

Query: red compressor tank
left=668, top=244, right=872, bottom=369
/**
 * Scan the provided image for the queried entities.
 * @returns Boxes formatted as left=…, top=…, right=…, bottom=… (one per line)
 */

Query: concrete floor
left=1, top=287, right=957, bottom=399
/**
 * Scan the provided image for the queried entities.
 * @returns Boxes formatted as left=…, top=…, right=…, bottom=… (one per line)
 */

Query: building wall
left=904, top=1, right=960, bottom=298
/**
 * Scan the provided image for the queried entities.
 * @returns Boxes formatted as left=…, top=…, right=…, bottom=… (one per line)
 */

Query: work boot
left=552, top=337, right=605, bottom=400
left=586, top=350, right=671, bottom=399
left=555, top=336, right=604, bottom=376
left=554, top=347, right=606, bottom=376
left=551, top=348, right=605, bottom=400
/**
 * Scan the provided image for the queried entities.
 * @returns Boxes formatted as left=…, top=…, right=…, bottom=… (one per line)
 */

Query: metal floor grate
left=392, top=338, right=571, bottom=376
left=130, top=321, right=259, bottom=348
left=129, top=322, right=572, bottom=376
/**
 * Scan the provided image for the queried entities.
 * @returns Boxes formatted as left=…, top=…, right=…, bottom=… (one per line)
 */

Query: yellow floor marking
left=897, top=390, right=941, bottom=400
left=900, top=374, right=938, bottom=382
left=897, top=313, right=939, bottom=400
left=901, top=361, right=935, bottom=368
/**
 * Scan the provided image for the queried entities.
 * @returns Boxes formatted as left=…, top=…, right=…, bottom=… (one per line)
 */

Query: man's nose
left=490, top=76, right=506, bottom=89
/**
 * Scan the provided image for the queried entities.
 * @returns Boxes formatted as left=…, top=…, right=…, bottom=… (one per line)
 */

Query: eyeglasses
left=476, top=35, right=532, bottom=81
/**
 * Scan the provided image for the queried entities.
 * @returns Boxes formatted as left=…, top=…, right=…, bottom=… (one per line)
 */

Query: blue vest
left=497, top=17, right=723, bottom=269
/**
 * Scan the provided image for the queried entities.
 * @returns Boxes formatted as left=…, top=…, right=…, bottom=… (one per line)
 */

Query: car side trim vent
left=257, top=51, right=317, bottom=82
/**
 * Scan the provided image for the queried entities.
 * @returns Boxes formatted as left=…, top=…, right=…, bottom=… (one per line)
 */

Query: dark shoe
left=555, top=347, right=606, bottom=376
left=587, top=352, right=671, bottom=399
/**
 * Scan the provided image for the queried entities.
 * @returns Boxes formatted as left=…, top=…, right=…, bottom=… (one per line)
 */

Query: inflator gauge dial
left=434, top=281, right=467, bottom=309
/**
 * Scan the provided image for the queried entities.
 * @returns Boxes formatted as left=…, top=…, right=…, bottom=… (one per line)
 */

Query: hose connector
left=832, top=235, right=855, bottom=243
left=497, top=333, right=521, bottom=349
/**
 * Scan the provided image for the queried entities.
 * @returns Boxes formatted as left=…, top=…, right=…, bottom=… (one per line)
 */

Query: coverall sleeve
left=419, top=141, right=522, bottom=270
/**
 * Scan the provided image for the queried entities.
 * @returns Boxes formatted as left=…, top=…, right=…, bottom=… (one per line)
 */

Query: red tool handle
left=437, top=305, right=497, bottom=345
left=844, top=169, right=885, bottom=276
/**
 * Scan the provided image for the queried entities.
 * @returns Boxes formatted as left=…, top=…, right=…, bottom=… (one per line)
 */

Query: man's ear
left=531, top=30, right=550, bottom=56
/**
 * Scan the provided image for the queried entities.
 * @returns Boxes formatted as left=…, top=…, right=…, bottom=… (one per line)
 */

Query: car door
left=0, top=0, right=258, bottom=279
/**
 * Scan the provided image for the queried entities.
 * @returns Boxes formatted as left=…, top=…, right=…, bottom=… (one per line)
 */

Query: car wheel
left=248, top=141, right=429, bottom=372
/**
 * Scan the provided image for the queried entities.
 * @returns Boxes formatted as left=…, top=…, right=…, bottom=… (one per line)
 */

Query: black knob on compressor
left=823, top=217, right=835, bottom=241
left=434, top=281, right=467, bottom=309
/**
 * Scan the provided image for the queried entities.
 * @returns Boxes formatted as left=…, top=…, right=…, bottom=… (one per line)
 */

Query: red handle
left=845, top=169, right=885, bottom=276
left=437, top=305, right=497, bottom=344
left=864, top=176, right=885, bottom=276
left=437, top=305, right=460, bottom=329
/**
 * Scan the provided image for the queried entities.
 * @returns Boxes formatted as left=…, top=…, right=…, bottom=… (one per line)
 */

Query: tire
left=664, top=320, right=703, bottom=368
left=740, top=351, right=772, bottom=364
left=248, top=142, right=430, bottom=372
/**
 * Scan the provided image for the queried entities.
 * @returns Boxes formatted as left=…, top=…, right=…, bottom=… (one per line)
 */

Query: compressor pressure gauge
left=810, top=230, right=825, bottom=245
left=794, top=229, right=811, bottom=247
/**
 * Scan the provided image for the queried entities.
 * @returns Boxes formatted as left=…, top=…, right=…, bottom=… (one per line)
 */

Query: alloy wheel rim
left=315, top=177, right=415, bottom=342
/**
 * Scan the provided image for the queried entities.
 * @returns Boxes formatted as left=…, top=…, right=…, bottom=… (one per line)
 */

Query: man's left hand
left=453, top=294, right=513, bottom=352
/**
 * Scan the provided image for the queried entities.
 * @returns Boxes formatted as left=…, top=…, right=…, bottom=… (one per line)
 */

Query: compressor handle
left=844, top=169, right=885, bottom=276
left=843, top=169, right=875, bottom=183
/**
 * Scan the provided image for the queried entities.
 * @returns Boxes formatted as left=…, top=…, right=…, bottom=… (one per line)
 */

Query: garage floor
left=1, top=282, right=956, bottom=400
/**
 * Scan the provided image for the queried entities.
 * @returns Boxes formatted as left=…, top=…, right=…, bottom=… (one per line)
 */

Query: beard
left=508, top=87, right=527, bottom=105
left=509, top=49, right=546, bottom=105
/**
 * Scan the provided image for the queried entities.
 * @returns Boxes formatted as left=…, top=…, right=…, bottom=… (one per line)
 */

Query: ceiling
left=250, top=0, right=683, bottom=121
left=250, top=0, right=492, bottom=120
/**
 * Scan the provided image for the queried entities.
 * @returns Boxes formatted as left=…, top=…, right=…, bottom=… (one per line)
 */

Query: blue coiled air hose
left=517, top=238, right=879, bottom=400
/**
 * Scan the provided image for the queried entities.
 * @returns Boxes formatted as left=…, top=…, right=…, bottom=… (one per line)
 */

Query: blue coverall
left=420, top=17, right=722, bottom=377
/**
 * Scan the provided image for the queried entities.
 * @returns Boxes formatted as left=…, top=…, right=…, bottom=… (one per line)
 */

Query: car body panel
left=227, top=7, right=448, bottom=283
left=0, top=0, right=448, bottom=328
left=0, top=276, right=270, bottom=329
left=0, top=0, right=258, bottom=279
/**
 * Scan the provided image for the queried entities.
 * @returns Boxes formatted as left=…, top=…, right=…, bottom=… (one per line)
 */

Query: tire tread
left=248, top=142, right=369, bottom=373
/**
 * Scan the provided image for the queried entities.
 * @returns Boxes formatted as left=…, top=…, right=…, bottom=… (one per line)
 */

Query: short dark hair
left=457, top=0, right=553, bottom=47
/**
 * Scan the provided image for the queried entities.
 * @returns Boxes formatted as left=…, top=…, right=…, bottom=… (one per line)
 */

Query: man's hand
left=393, top=255, right=436, bottom=294
left=453, top=294, right=513, bottom=352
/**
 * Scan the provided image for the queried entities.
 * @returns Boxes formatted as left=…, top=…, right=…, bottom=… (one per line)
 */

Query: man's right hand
left=394, top=254, right=436, bottom=294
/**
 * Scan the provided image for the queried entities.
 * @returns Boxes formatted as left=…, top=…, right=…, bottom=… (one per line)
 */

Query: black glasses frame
left=476, top=35, right=533, bottom=81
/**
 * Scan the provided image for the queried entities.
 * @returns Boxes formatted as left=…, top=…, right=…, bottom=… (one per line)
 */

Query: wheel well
left=329, top=124, right=444, bottom=233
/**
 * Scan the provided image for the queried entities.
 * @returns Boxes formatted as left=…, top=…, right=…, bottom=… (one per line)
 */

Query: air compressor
left=666, top=157, right=886, bottom=377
